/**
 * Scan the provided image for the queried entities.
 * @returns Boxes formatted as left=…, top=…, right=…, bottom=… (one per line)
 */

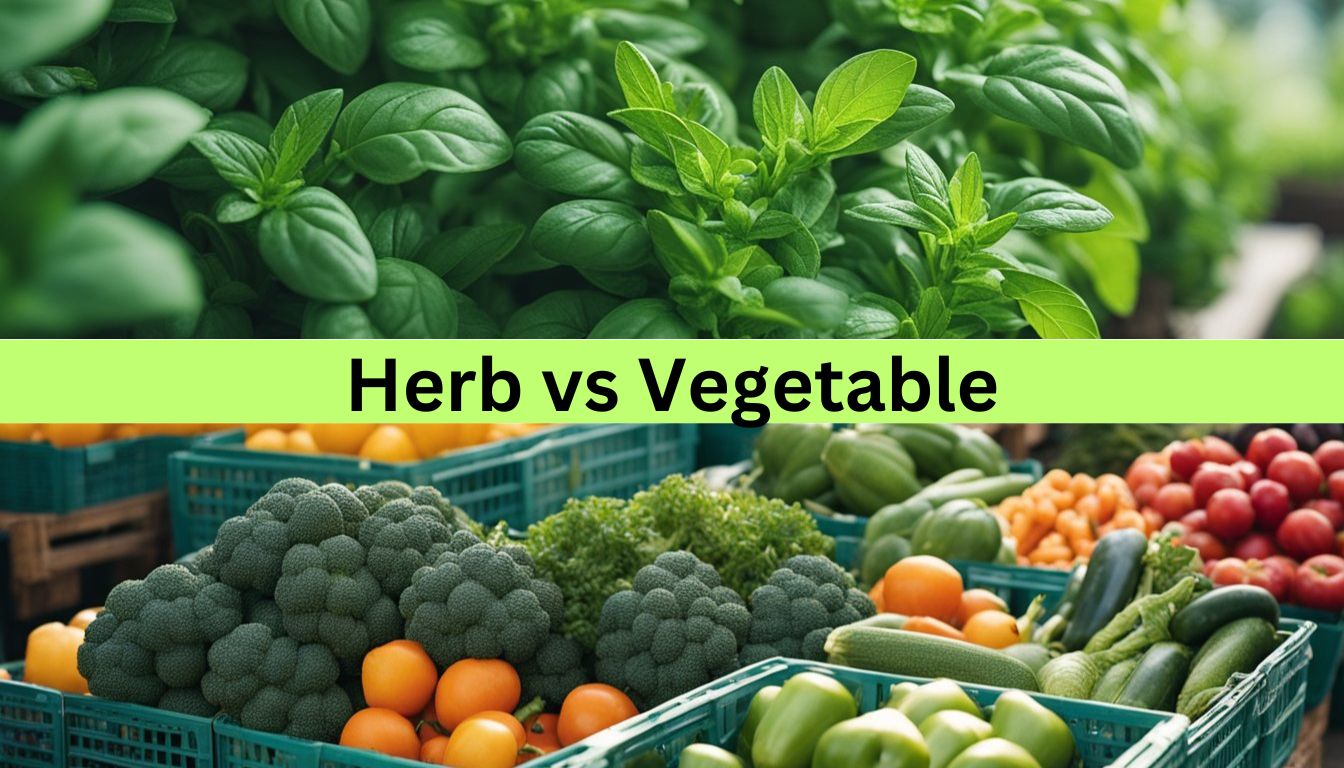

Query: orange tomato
left=956, top=589, right=1008, bottom=627
left=0, top=668, right=10, bottom=681
left=518, top=714, right=561, bottom=763
left=338, top=708, right=420, bottom=760
left=24, top=622, right=88, bottom=694
left=417, top=703, right=445, bottom=743
left=902, top=616, right=965, bottom=641
left=246, top=424, right=296, bottom=437
left=303, top=424, right=378, bottom=455
left=43, top=424, right=108, bottom=448
left=244, top=428, right=289, bottom=452
left=287, top=429, right=320, bottom=454
left=359, top=426, right=421, bottom=463
left=68, top=608, right=101, bottom=630
left=882, top=556, right=963, bottom=624
left=464, top=711, right=526, bottom=749
left=363, top=640, right=439, bottom=717
left=436, top=659, right=521, bottom=731
left=962, top=610, right=1021, bottom=649
left=441, top=718, right=519, bottom=768
left=868, top=581, right=885, bottom=612
left=421, top=735, right=452, bottom=764
left=0, top=424, right=36, bottom=442
left=557, top=684, right=638, bottom=747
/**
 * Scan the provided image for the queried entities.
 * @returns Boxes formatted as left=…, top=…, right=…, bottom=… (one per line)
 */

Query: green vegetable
left=910, top=500, right=1002, bottom=562
left=76, top=564, right=242, bottom=715
left=946, top=738, right=1042, bottom=768
left=1170, top=586, right=1280, bottom=647
left=860, top=535, right=911, bottom=588
left=989, top=691, right=1074, bottom=768
left=886, top=682, right=918, bottom=710
left=1038, top=652, right=1104, bottom=700
left=736, top=685, right=782, bottom=761
left=1176, top=618, right=1278, bottom=718
left=912, top=474, right=1035, bottom=510
left=754, top=424, right=834, bottom=503
left=811, top=708, right=929, bottom=768
left=752, top=672, right=857, bottom=768
left=822, top=430, right=921, bottom=516
left=354, top=482, right=479, bottom=597
left=681, top=744, right=745, bottom=768
left=825, top=626, right=1040, bottom=691
left=739, top=556, right=876, bottom=666
left=517, top=633, right=589, bottom=711
left=866, top=499, right=936, bottom=543
left=893, top=679, right=981, bottom=725
left=200, top=623, right=352, bottom=741
left=1062, top=529, right=1147, bottom=651
left=594, top=551, right=751, bottom=709
left=1001, top=644, right=1053, bottom=675
left=1115, top=642, right=1191, bottom=712
left=920, top=710, right=992, bottom=768
left=1089, top=657, right=1139, bottom=704
left=948, top=430, right=1010, bottom=477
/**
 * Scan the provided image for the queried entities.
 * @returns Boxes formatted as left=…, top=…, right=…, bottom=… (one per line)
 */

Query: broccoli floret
left=77, top=564, right=242, bottom=712
left=518, top=633, right=589, bottom=709
left=738, top=555, right=875, bottom=666
left=201, top=623, right=352, bottom=742
left=208, top=479, right=370, bottom=594
left=243, top=594, right=286, bottom=635
left=399, top=529, right=563, bottom=668
left=356, top=486, right=477, bottom=597
left=594, top=551, right=750, bottom=709
left=273, top=534, right=402, bottom=668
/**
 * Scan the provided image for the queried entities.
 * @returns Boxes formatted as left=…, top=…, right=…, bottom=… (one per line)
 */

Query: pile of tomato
left=1126, top=429, right=1344, bottom=611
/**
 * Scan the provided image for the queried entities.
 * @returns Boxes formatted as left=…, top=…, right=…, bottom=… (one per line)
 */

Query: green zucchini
left=912, top=473, right=1035, bottom=508
left=1176, top=618, right=1278, bottom=718
left=1090, top=657, right=1140, bottom=704
left=1170, top=586, right=1280, bottom=647
left=1001, top=643, right=1053, bottom=674
left=1061, top=530, right=1146, bottom=651
left=1115, top=642, right=1192, bottom=712
left=824, top=625, right=1040, bottom=691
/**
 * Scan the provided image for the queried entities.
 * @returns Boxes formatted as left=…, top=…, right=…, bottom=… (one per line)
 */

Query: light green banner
left=0, top=340, right=1336, bottom=424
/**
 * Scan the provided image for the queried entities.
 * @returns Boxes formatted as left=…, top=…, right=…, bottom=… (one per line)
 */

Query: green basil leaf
left=946, top=45, right=1143, bottom=168
left=1079, top=164, right=1149, bottom=240
left=613, top=41, right=670, bottom=112
left=418, top=223, right=525, bottom=289
left=276, top=0, right=372, bottom=75
left=987, top=177, right=1114, bottom=233
left=590, top=299, right=696, bottom=339
left=948, top=152, right=984, bottom=226
left=514, top=112, right=639, bottom=201
left=811, top=49, right=916, bottom=154
left=504, top=290, right=621, bottom=339
left=131, top=37, right=249, bottom=111
left=302, top=303, right=381, bottom=339
left=334, top=83, right=512, bottom=184
left=999, top=268, right=1100, bottom=339
left=531, top=200, right=651, bottom=273
left=365, top=258, right=458, bottom=338
left=518, top=58, right=597, bottom=123
left=450, top=290, right=501, bottom=340
left=752, top=66, right=808, bottom=151
left=53, top=87, right=209, bottom=193
left=258, top=187, right=377, bottom=302
left=0, top=0, right=111, bottom=71
left=839, top=293, right=908, bottom=339
left=157, top=111, right=273, bottom=192
left=647, top=210, right=724, bottom=279
left=830, top=84, right=954, bottom=159
left=366, top=203, right=430, bottom=262
left=0, top=66, right=97, bottom=99
left=969, top=213, right=1018, bottom=248
left=912, top=286, right=950, bottom=338
left=592, top=10, right=706, bottom=58
left=846, top=200, right=946, bottom=234
left=3, top=203, right=200, bottom=334
left=629, top=141, right=683, bottom=195
left=269, top=88, right=343, bottom=184
left=1062, top=232, right=1140, bottom=315
left=381, top=1, right=486, bottom=73
left=761, top=277, right=848, bottom=332
left=109, top=0, right=175, bottom=23
left=904, top=144, right=950, bottom=215
left=771, top=227, right=821, bottom=278
left=190, top=129, right=272, bottom=193
left=215, top=192, right=263, bottom=224
left=608, top=106, right=696, bottom=160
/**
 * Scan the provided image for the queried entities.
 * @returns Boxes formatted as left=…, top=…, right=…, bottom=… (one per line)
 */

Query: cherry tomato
left=557, top=685, right=638, bottom=747
left=441, top=718, right=520, bottom=768
left=1313, top=441, right=1344, bottom=476
left=1202, top=436, right=1242, bottom=466
left=1183, top=531, right=1226, bottom=562
left=1232, top=461, right=1262, bottom=488
left=1268, top=451, right=1326, bottom=503
left=1293, top=555, right=1344, bottom=611
left=1250, top=480, right=1293, bottom=532
left=1278, top=509, right=1336, bottom=560
left=1331, top=471, right=1344, bottom=505
left=1191, top=463, right=1244, bottom=508
left=1152, top=483, right=1196, bottom=522
left=1248, top=429, right=1297, bottom=470
left=1167, top=441, right=1206, bottom=481
left=1206, top=488, right=1255, bottom=540
left=1306, top=500, right=1344, bottom=531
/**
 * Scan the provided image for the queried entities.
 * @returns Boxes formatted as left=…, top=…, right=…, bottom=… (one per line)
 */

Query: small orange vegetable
left=902, top=616, right=965, bottom=641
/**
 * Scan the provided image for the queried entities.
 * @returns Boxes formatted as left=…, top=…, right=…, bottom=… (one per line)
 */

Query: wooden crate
left=1287, top=699, right=1329, bottom=768
left=0, top=493, right=169, bottom=620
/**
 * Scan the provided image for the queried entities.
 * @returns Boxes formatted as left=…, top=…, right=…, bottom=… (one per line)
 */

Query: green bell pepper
left=886, top=682, right=919, bottom=710
left=910, top=500, right=1003, bottom=563
left=919, top=710, right=992, bottom=768
left=736, top=685, right=782, bottom=761
left=752, top=673, right=857, bottom=768
left=756, top=424, right=834, bottom=503
left=681, top=744, right=746, bottom=768
left=891, top=679, right=981, bottom=726
left=822, top=430, right=921, bottom=516
left=989, top=692, right=1074, bottom=768
left=946, top=738, right=1041, bottom=768
left=810, top=708, right=929, bottom=768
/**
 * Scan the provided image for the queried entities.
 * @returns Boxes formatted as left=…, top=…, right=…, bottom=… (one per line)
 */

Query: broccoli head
left=207, top=478, right=369, bottom=594
left=399, top=529, right=564, bottom=668
left=201, top=623, right=352, bottom=742
left=738, top=555, right=875, bottom=666
left=356, top=485, right=477, bottom=597
left=273, top=534, right=402, bottom=667
left=77, top=564, right=242, bottom=712
left=518, top=633, right=589, bottom=710
left=594, top=551, right=750, bottom=709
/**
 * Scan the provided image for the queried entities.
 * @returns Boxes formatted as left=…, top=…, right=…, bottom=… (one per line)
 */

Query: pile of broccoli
left=737, top=556, right=875, bottom=666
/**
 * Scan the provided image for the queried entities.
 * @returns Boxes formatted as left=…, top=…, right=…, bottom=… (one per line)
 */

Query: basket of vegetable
left=0, top=662, right=64, bottom=767
left=542, top=659, right=1188, bottom=768
left=168, top=423, right=697, bottom=555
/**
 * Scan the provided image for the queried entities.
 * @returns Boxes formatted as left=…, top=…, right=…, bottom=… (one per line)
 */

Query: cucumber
left=1001, top=643, right=1053, bottom=674
left=1170, top=586, right=1280, bottom=647
left=824, top=626, right=1039, bottom=691
left=1176, top=618, right=1278, bottom=718
left=926, top=468, right=987, bottom=489
left=913, top=473, right=1035, bottom=508
left=1115, top=642, right=1192, bottom=712
left=1090, top=657, right=1139, bottom=704
left=1062, top=529, right=1146, bottom=651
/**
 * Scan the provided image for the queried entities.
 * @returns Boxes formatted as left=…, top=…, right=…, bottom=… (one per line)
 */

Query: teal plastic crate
left=1279, top=604, right=1342, bottom=709
left=65, top=694, right=214, bottom=768
left=0, top=663, right=64, bottom=768
left=169, top=424, right=697, bottom=556
left=1253, top=619, right=1314, bottom=768
left=0, top=433, right=207, bottom=513
left=541, top=659, right=1188, bottom=768
left=1183, top=669, right=1263, bottom=768
left=214, top=717, right=322, bottom=768
left=957, top=560, right=1073, bottom=615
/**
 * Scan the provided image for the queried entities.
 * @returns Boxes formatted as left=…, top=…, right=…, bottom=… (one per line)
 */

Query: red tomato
left=1313, top=441, right=1344, bottom=476
left=1306, top=499, right=1344, bottom=531
left=1277, top=509, right=1337, bottom=560
left=1329, top=471, right=1344, bottom=505
left=1191, top=463, right=1244, bottom=508
left=1126, top=460, right=1172, bottom=496
left=1233, top=533, right=1278, bottom=561
left=1293, top=555, right=1344, bottom=611
left=1268, top=451, right=1326, bottom=503
left=1210, top=558, right=1289, bottom=601
left=1181, top=509, right=1208, bottom=533
left=1167, top=441, right=1207, bottom=481
left=1152, top=483, right=1196, bottom=522
left=1206, top=488, right=1255, bottom=541
left=1250, top=479, right=1293, bottom=532
left=1248, top=429, right=1297, bottom=470
left=1202, top=436, right=1242, bottom=466
left=1232, top=461, right=1262, bottom=488
left=1183, top=531, right=1227, bottom=563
